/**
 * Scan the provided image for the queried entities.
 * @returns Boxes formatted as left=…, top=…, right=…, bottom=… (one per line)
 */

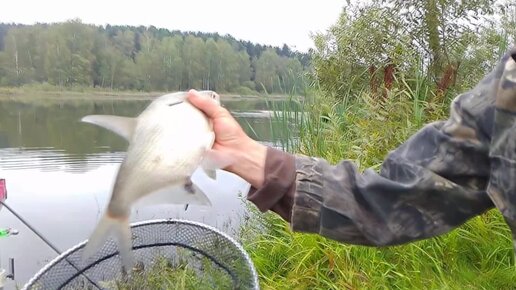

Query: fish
left=80, top=90, right=231, bottom=272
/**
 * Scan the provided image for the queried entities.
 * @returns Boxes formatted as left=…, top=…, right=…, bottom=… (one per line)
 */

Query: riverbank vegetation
left=241, top=1, right=516, bottom=289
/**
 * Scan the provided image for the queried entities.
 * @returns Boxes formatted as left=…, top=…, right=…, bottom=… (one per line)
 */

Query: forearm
left=248, top=140, right=494, bottom=246
left=291, top=137, right=494, bottom=246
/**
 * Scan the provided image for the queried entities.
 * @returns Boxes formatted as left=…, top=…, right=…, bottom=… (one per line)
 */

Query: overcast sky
left=0, top=0, right=346, bottom=52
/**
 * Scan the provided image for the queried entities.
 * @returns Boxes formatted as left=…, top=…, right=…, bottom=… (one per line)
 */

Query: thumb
left=187, top=89, right=229, bottom=119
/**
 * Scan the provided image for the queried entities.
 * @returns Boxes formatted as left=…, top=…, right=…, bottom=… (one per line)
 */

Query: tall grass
left=240, top=74, right=516, bottom=289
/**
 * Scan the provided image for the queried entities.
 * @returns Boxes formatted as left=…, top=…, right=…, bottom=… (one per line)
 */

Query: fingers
left=187, top=89, right=229, bottom=119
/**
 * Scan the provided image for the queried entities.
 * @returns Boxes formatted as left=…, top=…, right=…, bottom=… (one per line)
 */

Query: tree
left=311, top=4, right=412, bottom=99
left=181, top=35, right=206, bottom=90
left=92, top=32, right=135, bottom=89
left=254, top=49, right=281, bottom=93
left=381, top=0, right=512, bottom=88
left=310, top=0, right=514, bottom=100
left=159, top=36, right=184, bottom=91
left=45, top=20, right=95, bottom=86
left=0, top=25, right=47, bottom=85
left=204, top=38, right=220, bottom=90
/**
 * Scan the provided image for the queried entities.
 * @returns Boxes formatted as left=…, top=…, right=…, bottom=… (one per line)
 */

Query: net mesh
left=23, top=219, right=259, bottom=290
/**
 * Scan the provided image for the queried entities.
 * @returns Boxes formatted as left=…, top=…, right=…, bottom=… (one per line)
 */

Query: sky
left=0, top=0, right=346, bottom=52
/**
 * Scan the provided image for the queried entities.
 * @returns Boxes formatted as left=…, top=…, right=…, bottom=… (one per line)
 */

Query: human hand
left=187, top=89, right=267, bottom=188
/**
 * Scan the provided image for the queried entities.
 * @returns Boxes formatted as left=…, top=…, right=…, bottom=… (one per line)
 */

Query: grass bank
left=0, top=83, right=295, bottom=102
left=240, top=75, right=516, bottom=289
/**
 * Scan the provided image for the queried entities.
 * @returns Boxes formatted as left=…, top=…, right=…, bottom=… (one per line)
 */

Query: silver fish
left=80, top=90, right=230, bottom=271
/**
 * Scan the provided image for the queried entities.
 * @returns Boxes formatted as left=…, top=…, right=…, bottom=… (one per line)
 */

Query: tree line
left=0, top=20, right=310, bottom=95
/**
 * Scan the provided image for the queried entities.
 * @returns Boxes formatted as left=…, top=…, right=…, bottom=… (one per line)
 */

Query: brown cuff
left=247, top=146, right=296, bottom=221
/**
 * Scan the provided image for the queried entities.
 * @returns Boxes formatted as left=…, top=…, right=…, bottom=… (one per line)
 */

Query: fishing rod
left=0, top=201, right=60, bottom=256
left=0, top=200, right=102, bottom=290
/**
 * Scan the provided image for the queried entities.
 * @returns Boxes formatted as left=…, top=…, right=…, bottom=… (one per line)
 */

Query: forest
left=0, top=20, right=310, bottom=95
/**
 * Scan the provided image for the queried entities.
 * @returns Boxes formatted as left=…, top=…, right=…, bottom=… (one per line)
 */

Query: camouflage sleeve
left=488, top=46, right=516, bottom=248
left=249, top=45, right=516, bottom=247
left=291, top=120, right=494, bottom=246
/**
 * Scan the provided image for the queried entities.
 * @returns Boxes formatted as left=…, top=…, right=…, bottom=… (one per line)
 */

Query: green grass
left=240, top=74, right=516, bottom=289
left=94, top=253, right=234, bottom=290
left=242, top=211, right=514, bottom=290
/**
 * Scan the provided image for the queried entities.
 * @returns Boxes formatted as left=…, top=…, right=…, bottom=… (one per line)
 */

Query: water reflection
left=0, top=147, right=125, bottom=173
left=0, top=95, right=291, bottom=288
left=0, top=97, right=292, bottom=152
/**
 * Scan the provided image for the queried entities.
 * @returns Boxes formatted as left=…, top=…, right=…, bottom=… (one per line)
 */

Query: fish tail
left=82, top=213, right=133, bottom=272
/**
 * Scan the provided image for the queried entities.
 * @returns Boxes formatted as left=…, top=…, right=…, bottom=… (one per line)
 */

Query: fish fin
left=81, top=115, right=136, bottom=141
left=135, top=179, right=212, bottom=207
left=82, top=214, right=133, bottom=272
left=202, top=166, right=217, bottom=180
left=201, top=149, right=235, bottom=180
left=201, top=132, right=217, bottom=179
left=184, top=178, right=212, bottom=206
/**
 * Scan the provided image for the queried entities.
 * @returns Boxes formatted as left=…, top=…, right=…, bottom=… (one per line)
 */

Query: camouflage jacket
left=247, top=45, right=516, bottom=249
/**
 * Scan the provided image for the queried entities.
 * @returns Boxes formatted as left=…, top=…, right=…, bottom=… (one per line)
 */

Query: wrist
left=229, top=139, right=267, bottom=188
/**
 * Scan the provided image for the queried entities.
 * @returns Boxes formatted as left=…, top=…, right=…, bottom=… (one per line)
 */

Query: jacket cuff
left=246, top=146, right=296, bottom=221
left=290, top=155, right=324, bottom=234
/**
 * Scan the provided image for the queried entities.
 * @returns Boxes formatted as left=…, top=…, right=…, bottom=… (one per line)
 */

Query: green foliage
left=253, top=48, right=306, bottom=95
left=384, top=0, right=510, bottom=81
left=244, top=211, right=515, bottom=290
left=0, top=20, right=310, bottom=95
left=310, top=0, right=515, bottom=102
left=98, top=254, right=233, bottom=290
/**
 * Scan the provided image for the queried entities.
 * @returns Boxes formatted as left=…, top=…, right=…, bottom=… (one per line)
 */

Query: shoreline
left=0, top=86, right=299, bottom=102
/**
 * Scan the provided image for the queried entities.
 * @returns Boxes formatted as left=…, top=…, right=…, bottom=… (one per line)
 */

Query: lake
left=0, top=94, right=295, bottom=288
